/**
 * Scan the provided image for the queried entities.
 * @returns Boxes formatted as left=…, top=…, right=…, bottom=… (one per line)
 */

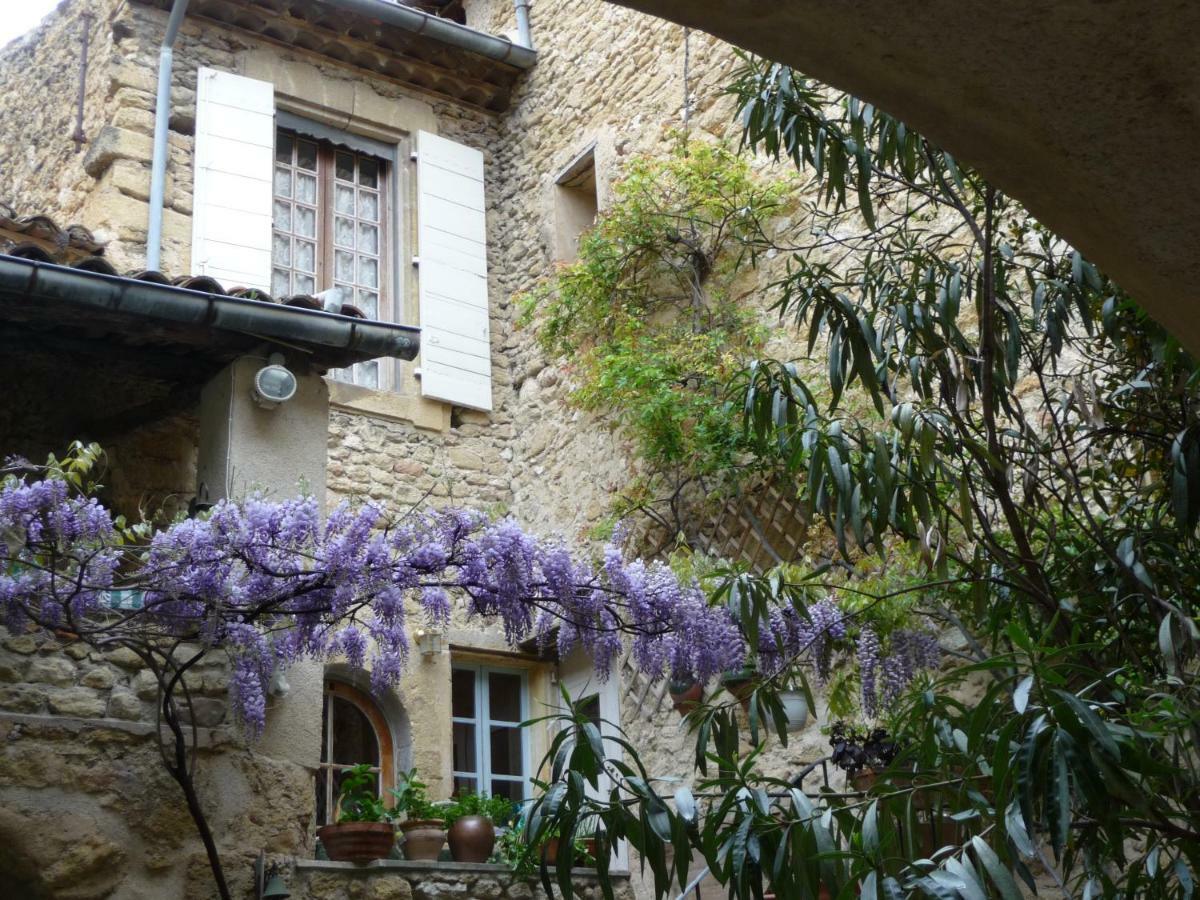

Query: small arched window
left=316, top=680, right=395, bottom=825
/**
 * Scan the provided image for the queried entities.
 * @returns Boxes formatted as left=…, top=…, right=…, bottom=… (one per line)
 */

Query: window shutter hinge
left=412, top=256, right=420, bottom=267
left=410, top=150, right=419, bottom=161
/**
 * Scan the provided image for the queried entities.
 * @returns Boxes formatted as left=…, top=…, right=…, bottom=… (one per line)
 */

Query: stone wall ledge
left=295, top=859, right=631, bottom=879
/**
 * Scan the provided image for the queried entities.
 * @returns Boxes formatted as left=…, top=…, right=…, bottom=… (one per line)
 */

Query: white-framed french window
left=451, top=663, right=531, bottom=804
left=191, top=66, right=494, bottom=409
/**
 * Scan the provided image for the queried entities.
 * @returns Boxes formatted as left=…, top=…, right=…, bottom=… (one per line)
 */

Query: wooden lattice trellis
left=623, top=476, right=809, bottom=721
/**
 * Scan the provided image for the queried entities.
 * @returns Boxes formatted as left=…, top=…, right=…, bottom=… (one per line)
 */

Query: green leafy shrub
left=334, top=763, right=389, bottom=823
left=443, top=791, right=515, bottom=828
left=389, top=768, right=442, bottom=822
left=519, top=140, right=790, bottom=538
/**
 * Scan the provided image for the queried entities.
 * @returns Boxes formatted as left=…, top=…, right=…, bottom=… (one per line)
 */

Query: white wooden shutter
left=416, top=131, right=492, bottom=411
left=190, top=67, right=274, bottom=290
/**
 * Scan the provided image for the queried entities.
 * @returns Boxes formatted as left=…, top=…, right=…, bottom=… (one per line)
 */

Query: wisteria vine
left=0, top=472, right=750, bottom=735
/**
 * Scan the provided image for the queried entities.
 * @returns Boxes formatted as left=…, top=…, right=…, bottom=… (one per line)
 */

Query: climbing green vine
left=519, top=141, right=790, bottom=539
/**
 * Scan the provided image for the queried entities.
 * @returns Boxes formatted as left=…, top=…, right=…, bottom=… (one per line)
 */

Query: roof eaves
left=0, top=255, right=420, bottom=367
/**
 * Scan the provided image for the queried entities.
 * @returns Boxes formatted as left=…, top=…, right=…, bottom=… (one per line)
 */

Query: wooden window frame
left=273, top=127, right=393, bottom=389
left=451, top=663, right=531, bottom=803
left=317, top=680, right=396, bottom=825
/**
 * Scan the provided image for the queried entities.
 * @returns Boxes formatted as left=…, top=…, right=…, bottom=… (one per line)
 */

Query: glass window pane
left=275, top=132, right=293, bottom=164
left=296, top=206, right=316, bottom=239
left=335, top=216, right=354, bottom=248
left=489, top=724, right=522, bottom=776
left=359, top=157, right=379, bottom=189
left=331, top=696, right=380, bottom=766
left=335, top=184, right=355, bottom=215
left=356, top=361, right=379, bottom=389
left=453, top=775, right=478, bottom=797
left=358, top=190, right=379, bottom=221
left=452, top=669, right=475, bottom=718
left=357, top=289, right=379, bottom=320
left=296, top=173, right=318, bottom=205
left=296, top=140, right=318, bottom=171
left=488, top=672, right=522, bottom=722
left=272, top=233, right=291, bottom=267
left=295, top=240, right=315, bottom=273
left=273, top=200, right=291, bottom=232
left=272, top=268, right=290, bottom=298
left=453, top=721, right=476, bottom=773
left=335, top=250, right=355, bottom=283
left=358, top=223, right=379, bottom=255
left=273, top=166, right=292, bottom=199
left=358, top=256, right=379, bottom=288
left=491, top=780, right=523, bottom=803
left=336, top=151, right=355, bottom=182
left=296, top=273, right=315, bottom=294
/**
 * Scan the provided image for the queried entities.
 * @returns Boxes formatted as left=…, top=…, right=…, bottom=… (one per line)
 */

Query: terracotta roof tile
left=0, top=202, right=366, bottom=318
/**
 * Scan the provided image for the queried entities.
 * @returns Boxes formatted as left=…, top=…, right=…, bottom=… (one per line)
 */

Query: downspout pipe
left=514, top=0, right=533, bottom=49
left=146, top=0, right=190, bottom=273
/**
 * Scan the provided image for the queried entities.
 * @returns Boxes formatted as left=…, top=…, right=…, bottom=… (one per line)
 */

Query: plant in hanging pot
left=391, top=768, right=447, bottom=861
left=538, top=816, right=599, bottom=868
left=720, top=662, right=758, bottom=712
left=444, top=792, right=515, bottom=863
left=829, top=721, right=899, bottom=793
left=668, top=676, right=704, bottom=716
left=777, top=675, right=810, bottom=732
left=316, top=763, right=397, bottom=863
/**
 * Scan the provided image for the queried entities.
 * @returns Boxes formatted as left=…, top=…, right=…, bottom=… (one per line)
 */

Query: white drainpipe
left=145, top=0, right=190, bottom=273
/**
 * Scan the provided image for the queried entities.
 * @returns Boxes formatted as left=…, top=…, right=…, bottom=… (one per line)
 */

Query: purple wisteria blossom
left=0, top=475, right=744, bottom=736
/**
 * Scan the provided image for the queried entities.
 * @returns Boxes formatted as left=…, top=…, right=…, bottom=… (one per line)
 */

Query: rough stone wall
left=0, top=0, right=123, bottom=228
left=291, top=860, right=636, bottom=900
left=0, top=0, right=856, bottom=897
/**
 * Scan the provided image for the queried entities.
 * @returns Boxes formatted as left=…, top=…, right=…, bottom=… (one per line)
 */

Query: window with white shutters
left=191, top=67, right=275, bottom=291
left=416, top=131, right=493, bottom=412
left=190, top=72, right=494, bottom=407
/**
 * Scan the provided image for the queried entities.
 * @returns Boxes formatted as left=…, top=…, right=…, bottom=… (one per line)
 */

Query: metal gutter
left=0, top=255, right=420, bottom=364
left=146, top=0, right=190, bottom=272
left=319, top=0, right=537, bottom=67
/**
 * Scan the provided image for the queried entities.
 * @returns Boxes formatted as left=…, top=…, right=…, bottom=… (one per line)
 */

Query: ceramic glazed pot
left=447, top=814, right=496, bottom=862
left=316, top=822, right=396, bottom=863
left=778, top=689, right=808, bottom=732
left=400, top=819, right=447, bottom=860
left=669, top=680, right=703, bottom=716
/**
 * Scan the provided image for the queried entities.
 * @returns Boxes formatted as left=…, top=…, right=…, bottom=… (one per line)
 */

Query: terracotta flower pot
left=848, top=767, right=877, bottom=793
left=669, top=680, right=703, bottom=716
left=721, top=668, right=757, bottom=713
left=539, top=836, right=597, bottom=866
left=400, top=818, right=447, bottom=861
left=448, top=814, right=496, bottom=863
left=317, top=821, right=396, bottom=863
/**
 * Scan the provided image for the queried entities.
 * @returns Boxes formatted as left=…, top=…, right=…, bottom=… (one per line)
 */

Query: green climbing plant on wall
left=519, top=140, right=791, bottom=543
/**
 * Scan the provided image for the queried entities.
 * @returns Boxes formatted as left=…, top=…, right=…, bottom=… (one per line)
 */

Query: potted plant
left=316, top=763, right=397, bottom=863
left=539, top=814, right=599, bottom=867
left=721, top=663, right=758, bottom=712
left=777, top=678, right=809, bottom=732
left=829, top=722, right=899, bottom=792
left=669, top=676, right=703, bottom=716
left=391, top=768, right=447, bottom=861
left=444, top=791, right=515, bottom=863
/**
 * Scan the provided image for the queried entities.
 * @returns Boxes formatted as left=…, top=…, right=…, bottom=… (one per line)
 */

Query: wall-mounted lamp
left=254, top=851, right=291, bottom=900
left=252, top=353, right=298, bottom=410
left=412, top=627, right=445, bottom=658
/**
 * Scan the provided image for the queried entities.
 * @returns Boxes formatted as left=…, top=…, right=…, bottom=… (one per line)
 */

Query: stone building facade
left=0, top=1, right=826, bottom=898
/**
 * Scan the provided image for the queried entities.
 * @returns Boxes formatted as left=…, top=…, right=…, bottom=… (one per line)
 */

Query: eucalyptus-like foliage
left=530, top=58, right=1200, bottom=900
